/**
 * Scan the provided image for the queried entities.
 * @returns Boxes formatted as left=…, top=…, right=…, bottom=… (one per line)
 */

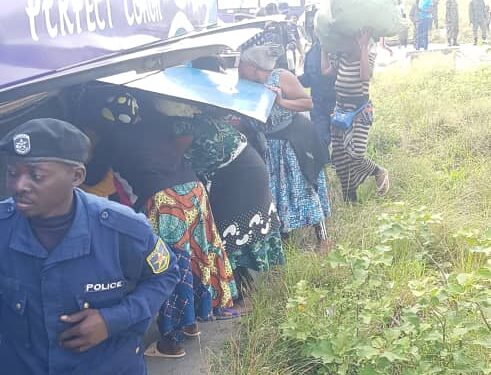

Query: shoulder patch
left=146, top=238, right=171, bottom=274
left=0, top=199, right=16, bottom=220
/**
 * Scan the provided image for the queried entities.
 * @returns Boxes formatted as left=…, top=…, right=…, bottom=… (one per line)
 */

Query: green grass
left=210, top=56, right=491, bottom=374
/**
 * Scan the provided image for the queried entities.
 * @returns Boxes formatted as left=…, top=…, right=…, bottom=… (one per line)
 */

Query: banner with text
left=0, top=0, right=217, bottom=90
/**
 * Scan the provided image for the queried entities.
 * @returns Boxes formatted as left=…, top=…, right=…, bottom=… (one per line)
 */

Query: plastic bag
left=315, top=0, right=402, bottom=50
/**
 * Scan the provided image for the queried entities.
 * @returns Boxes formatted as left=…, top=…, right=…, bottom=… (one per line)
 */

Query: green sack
left=315, top=0, right=402, bottom=51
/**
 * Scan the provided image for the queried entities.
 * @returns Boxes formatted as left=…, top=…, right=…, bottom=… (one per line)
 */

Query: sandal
left=375, top=168, right=390, bottom=196
left=144, top=340, right=186, bottom=359
left=233, top=297, right=253, bottom=316
left=213, top=307, right=241, bottom=320
left=182, top=323, right=201, bottom=338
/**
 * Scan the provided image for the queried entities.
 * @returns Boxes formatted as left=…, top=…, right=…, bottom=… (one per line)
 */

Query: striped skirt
left=331, top=103, right=377, bottom=200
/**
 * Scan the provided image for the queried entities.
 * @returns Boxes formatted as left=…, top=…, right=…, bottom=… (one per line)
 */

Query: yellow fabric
left=146, top=238, right=171, bottom=274
left=81, top=170, right=116, bottom=197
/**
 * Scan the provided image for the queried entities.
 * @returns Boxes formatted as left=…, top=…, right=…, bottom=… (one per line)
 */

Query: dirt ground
left=146, top=319, right=241, bottom=375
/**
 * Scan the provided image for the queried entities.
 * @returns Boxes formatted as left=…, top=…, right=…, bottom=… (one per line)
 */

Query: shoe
left=231, top=298, right=253, bottom=317
left=182, top=323, right=201, bottom=338
left=158, top=339, right=186, bottom=358
left=375, top=168, right=390, bottom=196
left=144, top=339, right=186, bottom=358
left=213, top=306, right=242, bottom=320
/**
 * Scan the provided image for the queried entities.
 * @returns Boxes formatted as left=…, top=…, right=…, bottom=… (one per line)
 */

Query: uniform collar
left=9, top=190, right=91, bottom=264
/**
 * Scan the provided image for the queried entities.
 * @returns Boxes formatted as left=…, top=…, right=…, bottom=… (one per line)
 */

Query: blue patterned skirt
left=265, top=139, right=330, bottom=233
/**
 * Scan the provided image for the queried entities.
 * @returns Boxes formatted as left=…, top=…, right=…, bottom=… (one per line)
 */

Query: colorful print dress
left=145, top=181, right=237, bottom=332
left=92, top=92, right=236, bottom=339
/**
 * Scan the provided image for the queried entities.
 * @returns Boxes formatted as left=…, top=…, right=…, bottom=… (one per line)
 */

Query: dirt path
left=146, top=319, right=241, bottom=375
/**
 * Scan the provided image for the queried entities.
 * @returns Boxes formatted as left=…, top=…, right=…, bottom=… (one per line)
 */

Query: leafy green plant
left=280, top=206, right=491, bottom=374
left=210, top=59, right=491, bottom=375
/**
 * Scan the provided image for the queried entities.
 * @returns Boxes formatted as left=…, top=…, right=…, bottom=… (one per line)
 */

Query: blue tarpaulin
left=99, top=66, right=275, bottom=123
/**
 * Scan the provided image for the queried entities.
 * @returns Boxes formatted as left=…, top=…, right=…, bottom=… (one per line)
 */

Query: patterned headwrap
left=101, top=93, right=140, bottom=125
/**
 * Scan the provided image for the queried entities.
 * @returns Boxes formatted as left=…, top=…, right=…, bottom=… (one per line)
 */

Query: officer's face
left=6, top=159, right=86, bottom=218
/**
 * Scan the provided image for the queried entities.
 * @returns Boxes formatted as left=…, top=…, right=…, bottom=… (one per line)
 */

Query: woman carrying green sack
left=325, top=28, right=390, bottom=203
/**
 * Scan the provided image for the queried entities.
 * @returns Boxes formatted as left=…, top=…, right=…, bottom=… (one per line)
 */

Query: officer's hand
left=58, top=309, right=109, bottom=352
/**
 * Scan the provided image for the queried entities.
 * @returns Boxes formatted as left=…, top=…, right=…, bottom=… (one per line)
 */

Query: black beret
left=0, top=118, right=91, bottom=164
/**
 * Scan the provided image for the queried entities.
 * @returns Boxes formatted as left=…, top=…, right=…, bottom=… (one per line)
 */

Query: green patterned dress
left=173, top=115, right=285, bottom=272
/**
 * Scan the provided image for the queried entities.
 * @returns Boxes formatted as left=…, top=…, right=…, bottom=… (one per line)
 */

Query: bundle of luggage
left=315, top=0, right=402, bottom=52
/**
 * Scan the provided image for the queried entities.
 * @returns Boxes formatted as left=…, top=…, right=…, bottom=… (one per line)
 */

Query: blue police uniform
left=0, top=189, right=179, bottom=375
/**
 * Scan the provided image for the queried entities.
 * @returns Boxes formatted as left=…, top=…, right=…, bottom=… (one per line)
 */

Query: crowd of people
left=0, top=26, right=389, bottom=372
left=0, top=3, right=403, bottom=374
left=407, top=0, right=491, bottom=48
left=3, top=2, right=491, bottom=373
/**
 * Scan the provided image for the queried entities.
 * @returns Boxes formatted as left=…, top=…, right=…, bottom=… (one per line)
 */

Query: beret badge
left=13, top=134, right=31, bottom=156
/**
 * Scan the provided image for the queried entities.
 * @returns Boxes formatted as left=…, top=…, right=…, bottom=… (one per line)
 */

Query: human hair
left=240, top=44, right=284, bottom=71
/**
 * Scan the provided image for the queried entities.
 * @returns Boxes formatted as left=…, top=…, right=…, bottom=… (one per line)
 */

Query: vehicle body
left=0, top=0, right=276, bottom=198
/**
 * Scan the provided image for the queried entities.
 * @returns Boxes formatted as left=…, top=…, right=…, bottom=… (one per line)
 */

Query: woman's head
left=335, top=35, right=359, bottom=54
left=100, top=92, right=141, bottom=125
left=335, top=30, right=374, bottom=57
left=79, top=89, right=141, bottom=134
left=238, top=59, right=259, bottom=81
left=238, top=44, right=284, bottom=81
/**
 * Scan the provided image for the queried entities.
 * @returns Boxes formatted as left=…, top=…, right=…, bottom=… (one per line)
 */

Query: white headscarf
left=240, top=44, right=284, bottom=71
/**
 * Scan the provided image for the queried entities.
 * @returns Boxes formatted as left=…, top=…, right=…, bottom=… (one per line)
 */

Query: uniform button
left=15, top=303, right=22, bottom=310
left=7, top=206, right=14, bottom=212
left=135, top=346, right=140, bottom=354
left=101, top=211, right=109, bottom=220
left=83, top=302, right=90, bottom=309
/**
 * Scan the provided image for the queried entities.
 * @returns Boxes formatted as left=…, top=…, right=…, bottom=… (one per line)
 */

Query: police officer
left=432, top=0, right=440, bottom=29
left=446, top=0, right=460, bottom=46
left=469, top=0, right=488, bottom=44
left=0, top=118, right=179, bottom=375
